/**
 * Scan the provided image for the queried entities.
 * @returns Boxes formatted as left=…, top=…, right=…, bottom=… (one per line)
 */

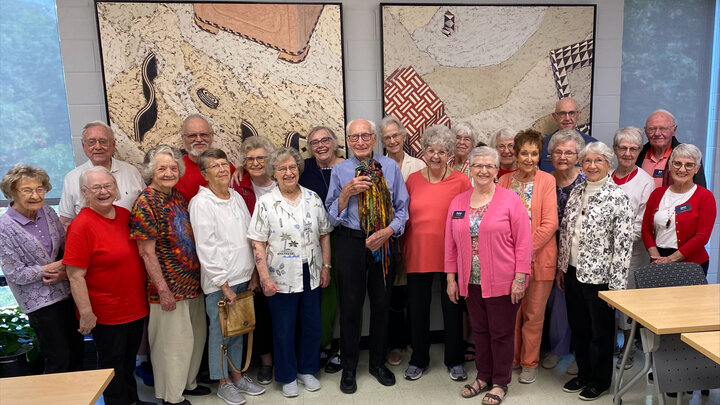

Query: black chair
left=614, top=262, right=715, bottom=405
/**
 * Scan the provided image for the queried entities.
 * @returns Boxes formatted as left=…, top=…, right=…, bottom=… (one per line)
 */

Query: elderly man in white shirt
left=59, top=121, right=144, bottom=228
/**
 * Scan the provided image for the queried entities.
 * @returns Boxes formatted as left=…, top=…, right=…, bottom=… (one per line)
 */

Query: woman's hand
left=158, top=290, right=177, bottom=311
left=78, top=310, right=97, bottom=335
left=511, top=278, right=525, bottom=304
left=555, top=271, right=565, bottom=290
left=229, top=166, right=245, bottom=188
left=221, top=284, right=237, bottom=305
left=320, top=267, right=330, bottom=288
left=446, top=278, right=459, bottom=304
left=260, top=278, right=279, bottom=297
left=42, top=261, right=67, bottom=285
left=248, top=271, right=260, bottom=292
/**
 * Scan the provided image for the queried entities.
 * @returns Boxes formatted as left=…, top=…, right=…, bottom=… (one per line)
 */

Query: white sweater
left=188, top=186, right=255, bottom=294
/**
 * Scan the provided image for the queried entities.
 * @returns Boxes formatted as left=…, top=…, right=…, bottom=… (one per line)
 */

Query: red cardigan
left=641, top=185, right=716, bottom=264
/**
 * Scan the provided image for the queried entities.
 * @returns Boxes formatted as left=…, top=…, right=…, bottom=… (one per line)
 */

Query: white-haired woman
left=403, top=125, right=472, bottom=382
left=490, top=127, right=517, bottom=178
left=450, top=122, right=480, bottom=176
left=188, top=148, right=266, bottom=405
left=0, top=165, right=84, bottom=374
left=248, top=147, right=333, bottom=398
left=130, top=145, right=208, bottom=405
left=610, top=127, right=655, bottom=368
left=64, top=166, right=150, bottom=405
left=642, top=144, right=716, bottom=275
left=557, top=142, right=633, bottom=401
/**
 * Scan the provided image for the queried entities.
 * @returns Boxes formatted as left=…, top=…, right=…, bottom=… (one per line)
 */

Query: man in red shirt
left=635, top=109, right=706, bottom=188
left=176, top=114, right=235, bottom=201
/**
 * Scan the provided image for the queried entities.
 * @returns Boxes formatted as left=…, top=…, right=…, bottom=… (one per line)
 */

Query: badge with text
left=452, top=210, right=465, bottom=219
left=675, top=203, right=692, bottom=214
left=653, top=169, right=665, bottom=178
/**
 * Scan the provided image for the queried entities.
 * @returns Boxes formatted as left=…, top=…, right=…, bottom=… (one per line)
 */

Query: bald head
left=644, top=109, right=677, bottom=154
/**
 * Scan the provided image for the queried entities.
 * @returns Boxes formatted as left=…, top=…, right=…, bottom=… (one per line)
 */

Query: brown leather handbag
left=217, top=290, right=255, bottom=373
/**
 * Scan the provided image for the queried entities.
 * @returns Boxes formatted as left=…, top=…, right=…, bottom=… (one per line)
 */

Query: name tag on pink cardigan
left=452, top=211, right=465, bottom=219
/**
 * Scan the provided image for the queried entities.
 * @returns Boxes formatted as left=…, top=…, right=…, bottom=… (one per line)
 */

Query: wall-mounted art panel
left=96, top=1, right=345, bottom=166
left=381, top=4, right=595, bottom=157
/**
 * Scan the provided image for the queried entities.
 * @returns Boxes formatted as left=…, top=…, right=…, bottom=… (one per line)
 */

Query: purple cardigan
left=444, top=187, right=532, bottom=298
left=0, top=205, right=69, bottom=313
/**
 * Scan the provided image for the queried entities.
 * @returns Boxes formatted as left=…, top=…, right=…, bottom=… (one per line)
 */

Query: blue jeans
left=205, top=281, right=249, bottom=380
left=267, top=264, right=321, bottom=383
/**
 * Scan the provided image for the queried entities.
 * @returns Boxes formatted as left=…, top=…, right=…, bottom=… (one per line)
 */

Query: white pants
left=148, top=297, right=206, bottom=403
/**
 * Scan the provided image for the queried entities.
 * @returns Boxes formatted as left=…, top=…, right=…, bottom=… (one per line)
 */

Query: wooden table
left=599, top=284, right=720, bottom=334
left=0, top=368, right=114, bottom=405
left=682, top=331, right=720, bottom=365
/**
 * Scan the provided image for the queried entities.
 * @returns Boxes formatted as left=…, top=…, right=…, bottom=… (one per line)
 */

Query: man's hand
left=342, top=176, right=372, bottom=197
left=366, top=227, right=393, bottom=252
left=159, top=290, right=177, bottom=311
left=230, top=166, right=245, bottom=188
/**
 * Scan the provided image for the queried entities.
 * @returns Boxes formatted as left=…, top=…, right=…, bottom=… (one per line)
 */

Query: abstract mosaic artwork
left=96, top=2, right=345, bottom=166
left=381, top=4, right=595, bottom=155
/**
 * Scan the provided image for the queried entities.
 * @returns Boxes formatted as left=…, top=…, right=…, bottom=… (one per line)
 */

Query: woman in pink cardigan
left=497, top=129, right=558, bottom=385
left=445, top=146, right=532, bottom=404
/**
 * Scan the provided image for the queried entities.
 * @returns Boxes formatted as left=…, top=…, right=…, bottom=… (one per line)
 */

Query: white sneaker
left=297, top=373, right=321, bottom=392
left=282, top=380, right=299, bottom=397
left=217, top=382, right=247, bottom=405
left=234, top=374, right=265, bottom=396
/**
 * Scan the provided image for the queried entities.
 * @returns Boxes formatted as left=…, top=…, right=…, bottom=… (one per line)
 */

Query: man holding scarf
left=325, top=118, right=409, bottom=394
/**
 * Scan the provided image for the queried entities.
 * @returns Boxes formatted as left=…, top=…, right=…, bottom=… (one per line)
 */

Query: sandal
left=464, top=343, right=476, bottom=362
left=461, top=378, right=488, bottom=398
left=482, top=384, right=508, bottom=405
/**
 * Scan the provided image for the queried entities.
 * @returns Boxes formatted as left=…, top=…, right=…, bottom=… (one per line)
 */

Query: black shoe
left=136, top=401, right=158, bottom=405
left=562, top=377, right=587, bottom=393
left=325, top=353, right=342, bottom=373
left=182, top=385, right=210, bottom=396
left=369, top=365, right=396, bottom=386
left=340, top=369, right=357, bottom=394
left=666, top=391, right=692, bottom=398
left=578, top=386, right=608, bottom=401
left=162, top=400, right=191, bottom=405
left=256, top=365, right=273, bottom=385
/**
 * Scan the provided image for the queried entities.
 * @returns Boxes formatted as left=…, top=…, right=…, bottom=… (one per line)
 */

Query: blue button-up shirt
left=325, top=154, right=409, bottom=237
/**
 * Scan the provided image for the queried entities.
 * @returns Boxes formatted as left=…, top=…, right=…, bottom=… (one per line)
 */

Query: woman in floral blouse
left=248, top=147, right=333, bottom=398
left=557, top=141, right=633, bottom=401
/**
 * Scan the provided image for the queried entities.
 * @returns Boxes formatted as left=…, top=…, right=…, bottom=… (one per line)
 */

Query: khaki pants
left=149, top=297, right=206, bottom=403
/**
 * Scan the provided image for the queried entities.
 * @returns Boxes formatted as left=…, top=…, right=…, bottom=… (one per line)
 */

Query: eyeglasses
left=582, top=158, right=607, bottom=166
left=382, top=133, right=402, bottom=143
left=496, top=144, right=514, bottom=151
left=18, top=187, right=47, bottom=196
left=555, top=111, right=578, bottom=118
left=275, top=165, right=299, bottom=173
left=469, top=163, right=497, bottom=170
left=84, top=183, right=115, bottom=193
left=456, top=135, right=473, bottom=143
left=183, top=132, right=213, bottom=140
left=206, top=161, right=230, bottom=171
left=615, top=146, right=640, bottom=154
left=670, top=161, right=697, bottom=170
left=245, top=156, right=267, bottom=164
left=347, top=133, right=374, bottom=142
left=309, top=136, right=332, bottom=148
left=84, top=138, right=111, bottom=147
left=644, top=126, right=675, bottom=134
left=425, top=149, right=449, bottom=157
left=552, top=150, right=578, bottom=158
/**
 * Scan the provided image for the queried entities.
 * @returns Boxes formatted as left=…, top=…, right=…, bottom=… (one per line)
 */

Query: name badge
left=675, top=203, right=691, bottom=214
left=653, top=169, right=664, bottom=178
left=542, top=154, right=552, bottom=161
left=452, top=210, right=465, bottom=219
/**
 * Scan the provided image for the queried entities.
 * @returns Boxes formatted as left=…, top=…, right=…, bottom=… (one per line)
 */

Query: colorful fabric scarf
left=356, top=158, right=393, bottom=283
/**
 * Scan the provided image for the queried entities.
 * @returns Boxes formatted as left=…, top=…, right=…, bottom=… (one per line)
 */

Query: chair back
left=634, top=262, right=707, bottom=289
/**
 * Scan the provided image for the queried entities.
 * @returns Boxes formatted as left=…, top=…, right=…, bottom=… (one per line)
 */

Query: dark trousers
left=466, top=284, right=519, bottom=386
left=388, top=284, right=409, bottom=350
left=266, top=264, right=321, bottom=383
left=564, top=266, right=614, bottom=390
left=92, top=317, right=145, bottom=405
left=27, top=298, right=85, bottom=374
left=336, top=228, right=394, bottom=371
left=252, top=292, right=273, bottom=358
left=407, top=273, right=464, bottom=368
left=656, top=247, right=709, bottom=276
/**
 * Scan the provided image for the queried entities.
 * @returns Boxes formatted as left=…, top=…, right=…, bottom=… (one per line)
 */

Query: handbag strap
left=220, top=331, right=253, bottom=377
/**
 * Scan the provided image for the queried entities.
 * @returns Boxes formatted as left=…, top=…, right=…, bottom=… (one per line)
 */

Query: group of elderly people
left=1, top=101, right=716, bottom=405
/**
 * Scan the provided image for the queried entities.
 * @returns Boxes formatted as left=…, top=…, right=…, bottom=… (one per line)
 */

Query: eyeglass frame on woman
left=309, top=136, right=333, bottom=147
left=469, top=163, right=497, bottom=170
left=245, top=156, right=267, bottom=164
left=82, top=183, right=116, bottom=193
left=18, top=187, right=47, bottom=196
left=670, top=160, right=697, bottom=170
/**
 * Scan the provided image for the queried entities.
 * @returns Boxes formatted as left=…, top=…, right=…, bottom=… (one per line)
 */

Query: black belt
left=336, top=225, right=366, bottom=239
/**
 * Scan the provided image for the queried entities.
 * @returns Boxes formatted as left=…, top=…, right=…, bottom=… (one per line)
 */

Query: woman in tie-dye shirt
left=130, top=145, right=207, bottom=405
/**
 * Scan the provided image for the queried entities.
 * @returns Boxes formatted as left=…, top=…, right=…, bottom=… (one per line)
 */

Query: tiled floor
left=131, top=345, right=719, bottom=405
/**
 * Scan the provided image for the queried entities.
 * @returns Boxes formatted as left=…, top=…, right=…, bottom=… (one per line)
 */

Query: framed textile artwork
left=95, top=1, right=346, bottom=165
left=381, top=4, right=595, bottom=158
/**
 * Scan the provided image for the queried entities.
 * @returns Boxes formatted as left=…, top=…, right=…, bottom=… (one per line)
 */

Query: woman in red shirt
left=642, top=143, right=716, bottom=275
left=65, top=166, right=150, bottom=405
